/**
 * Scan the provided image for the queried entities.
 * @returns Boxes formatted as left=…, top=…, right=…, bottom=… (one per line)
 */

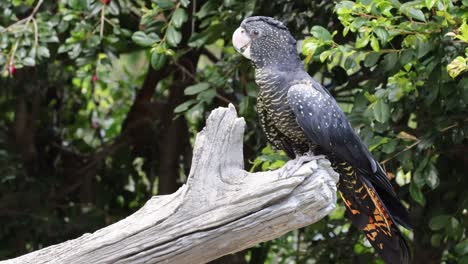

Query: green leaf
left=184, top=82, right=210, bottom=95
left=402, top=35, right=417, bottom=49
left=172, top=8, right=188, bottom=28
left=447, top=217, right=461, bottom=239
left=188, top=31, right=210, bottom=48
left=174, top=99, right=196, bottom=113
left=188, top=24, right=223, bottom=48
left=245, top=83, right=258, bottom=97
left=447, top=56, right=468, bottom=78
left=344, top=53, right=357, bottom=70
left=37, top=46, right=50, bottom=58
left=399, top=50, right=414, bottom=65
left=355, top=33, right=370, bottom=48
left=370, top=36, right=380, bottom=52
left=460, top=22, right=468, bottom=42
left=63, top=14, right=76, bottom=21
left=69, top=0, right=88, bottom=10
left=343, top=26, right=350, bottom=37
left=319, top=50, right=332, bottom=62
left=328, top=205, right=346, bottom=220
left=132, top=31, right=160, bottom=47
left=416, top=38, right=432, bottom=58
left=425, top=0, right=436, bottom=9
left=373, top=27, right=389, bottom=43
left=154, top=0, right=175, bottom=9
left=180, top=0, right=190, bottom=7
left=310, top=26, right=332, bottom=41
left=23, top=57, right=36, bottom=66
left=373, top=99, right=390, bottom=123
left=425, top=163, right=439, bottom=189
left=336, top=1, right=355, bottom=14
left=414, top=157, right=428, bottom=187
left=455, top=240, right=468, bottom=256
left=364, top=52, right=380, bottom=67
left=430, top=233, right=442, bottom=247
left=429, top=215, right=450, bottom=230
left=150, top=52, right=167, bottom=70
left=381, top=138, right=398, bottom=153
left=107, top=1, right=120, bottom=15
left=302, top=38, right=319, bottom=56
left=408, top=8, right=426, bottom=22
left=196, top=0, right=215, bottom=18
left=382, top=52, right=398, bottom=71
left=185, top=102, right=204, bottom=123
left=196, top=89, right=216, bottom=103
left=166, top=26, right=182, bottom=47
left=351, top=17, right=367, bottom=29
left=409, top=182, right=426, bottom=206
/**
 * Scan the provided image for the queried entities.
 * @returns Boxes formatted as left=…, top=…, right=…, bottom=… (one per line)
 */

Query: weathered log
left=3, top=105, right=339, bottom=264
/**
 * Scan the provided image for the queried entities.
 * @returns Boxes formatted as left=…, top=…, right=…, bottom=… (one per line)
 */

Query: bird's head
left=232, top=16, right=301, bottom=69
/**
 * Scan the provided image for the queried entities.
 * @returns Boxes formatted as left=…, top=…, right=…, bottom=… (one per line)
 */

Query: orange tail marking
left=341, top=194, right=361, bottom=215
left=362, top=181, right=394, bottom=238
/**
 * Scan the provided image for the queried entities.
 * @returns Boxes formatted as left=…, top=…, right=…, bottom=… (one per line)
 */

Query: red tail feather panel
left=336, top=162, right=410, bottom=264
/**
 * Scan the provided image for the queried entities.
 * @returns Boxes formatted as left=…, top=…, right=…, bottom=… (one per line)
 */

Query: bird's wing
left=287, top=82, right=395, bottom=195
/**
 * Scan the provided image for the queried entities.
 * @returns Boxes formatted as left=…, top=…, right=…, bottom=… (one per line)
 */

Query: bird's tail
left=338, top=168, right=410, bottom=264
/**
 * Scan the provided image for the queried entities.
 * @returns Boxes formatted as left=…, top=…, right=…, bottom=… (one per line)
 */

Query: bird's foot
left=280, top=152, right=326, bottom=178
left=303, top=150, right=325, bottom=160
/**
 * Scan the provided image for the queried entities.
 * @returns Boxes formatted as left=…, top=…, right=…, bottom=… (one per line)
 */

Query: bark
left=2, top=105, right=338, bottom=264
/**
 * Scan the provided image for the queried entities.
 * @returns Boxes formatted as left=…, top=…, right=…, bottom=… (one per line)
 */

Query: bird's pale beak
left=232, top=27, right=252, bottom=59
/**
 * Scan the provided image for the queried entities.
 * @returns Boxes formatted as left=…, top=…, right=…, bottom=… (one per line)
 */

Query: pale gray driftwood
left=2, top=104, right=339, bottom=264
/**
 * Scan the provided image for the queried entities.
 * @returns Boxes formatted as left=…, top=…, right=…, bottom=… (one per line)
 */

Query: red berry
left=100, top=0, right=110, bottom=4
left=9, top=65, right=16, bottom=75
left=92, top=74, right=98, bottom=82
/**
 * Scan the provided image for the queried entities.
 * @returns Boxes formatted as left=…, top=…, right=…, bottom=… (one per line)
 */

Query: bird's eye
left=253, top=30, right=259, bottom=36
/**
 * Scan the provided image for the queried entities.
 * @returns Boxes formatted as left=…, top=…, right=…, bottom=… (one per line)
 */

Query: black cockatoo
left=232, top=16, right=411, bottom=264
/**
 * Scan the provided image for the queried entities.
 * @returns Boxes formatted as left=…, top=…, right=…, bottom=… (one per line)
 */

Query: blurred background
left=0, top=0, right=467, bottom=263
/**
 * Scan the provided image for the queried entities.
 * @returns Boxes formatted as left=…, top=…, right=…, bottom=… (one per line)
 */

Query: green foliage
left=250, top=145, right=288, bottom=172
left=0, top=0, right=467, bottom=263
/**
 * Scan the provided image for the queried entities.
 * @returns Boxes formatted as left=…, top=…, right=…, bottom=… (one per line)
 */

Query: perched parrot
left=232, top=16, right=411, bottom=264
